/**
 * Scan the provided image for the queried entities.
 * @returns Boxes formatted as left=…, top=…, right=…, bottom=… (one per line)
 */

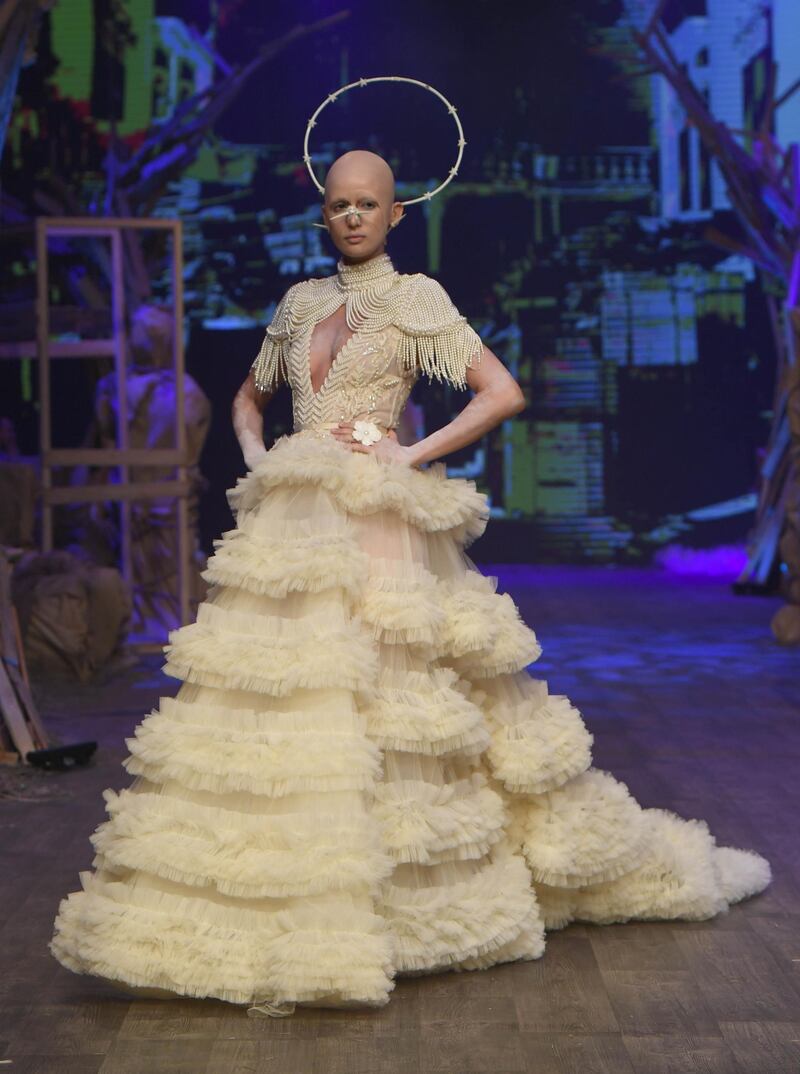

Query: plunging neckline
left=306, top=310, right=360, bottom=401
left=297, top=255, right=401, bottom=403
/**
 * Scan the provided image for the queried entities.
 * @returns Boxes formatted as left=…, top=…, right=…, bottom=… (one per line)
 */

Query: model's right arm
left=232, top=284, right=294, bottom=469
left=231, top=370, right=275, bottom=470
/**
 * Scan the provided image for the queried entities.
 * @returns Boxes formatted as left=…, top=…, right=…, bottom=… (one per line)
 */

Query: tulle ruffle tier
left=49, top=430, right=771, bottom=1010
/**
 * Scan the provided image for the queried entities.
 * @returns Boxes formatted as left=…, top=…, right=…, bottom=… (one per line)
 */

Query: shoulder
left=265, top=280, right=299, bottom=320
left=391, top=272, right=465, bottom=332
left=271, top=275, right=332, bottom=310
left=266, top=276, right=333, bottom=339
left=273, top=278, right=313, bottom=309
left=281, top=273, right=338, bottom=312
left=290, top=274, right=333, bottom=297
left=396, top=271, right=452, bottom=297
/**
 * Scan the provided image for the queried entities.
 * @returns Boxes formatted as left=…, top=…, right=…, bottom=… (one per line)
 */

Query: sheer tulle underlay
left=49, top=435, right=772, bottom=1013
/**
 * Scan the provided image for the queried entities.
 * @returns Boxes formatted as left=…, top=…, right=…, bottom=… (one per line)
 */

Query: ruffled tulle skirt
left=49, top=430, right=772, bottom=1011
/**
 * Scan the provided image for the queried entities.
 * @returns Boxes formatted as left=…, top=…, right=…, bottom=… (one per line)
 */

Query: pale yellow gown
left=49, top=254, right=771, bottom=1013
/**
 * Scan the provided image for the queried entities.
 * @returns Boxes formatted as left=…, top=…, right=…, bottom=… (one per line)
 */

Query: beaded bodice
left=285, top=255, right=418, bottom=432
left=250, top=253, right=484, bottom=434
left=290, top=323, right=415, bottom=433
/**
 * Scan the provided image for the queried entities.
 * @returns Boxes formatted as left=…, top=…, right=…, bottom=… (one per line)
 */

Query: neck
left=340, top=244, right=387, bottom=267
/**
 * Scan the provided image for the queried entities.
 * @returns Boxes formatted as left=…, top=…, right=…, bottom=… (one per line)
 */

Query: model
left=49, top=78, right=771, bottom=1018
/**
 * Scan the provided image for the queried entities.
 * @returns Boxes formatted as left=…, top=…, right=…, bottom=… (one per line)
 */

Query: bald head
left=321, top=150, right=403, bottom=262
left=324, top=150, right=396, bottom=206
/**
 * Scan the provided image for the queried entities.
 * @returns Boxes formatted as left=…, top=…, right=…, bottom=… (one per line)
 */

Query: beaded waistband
left=298, top=421, right=393, bottom=432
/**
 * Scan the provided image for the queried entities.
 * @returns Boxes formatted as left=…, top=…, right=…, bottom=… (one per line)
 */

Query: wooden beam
left=42, top=481, right=193, bottom=505
left=45, top=448, right=188, bottom=466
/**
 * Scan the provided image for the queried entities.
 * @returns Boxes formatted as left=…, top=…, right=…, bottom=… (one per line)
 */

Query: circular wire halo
left=303, top=76, right=466, bottom=207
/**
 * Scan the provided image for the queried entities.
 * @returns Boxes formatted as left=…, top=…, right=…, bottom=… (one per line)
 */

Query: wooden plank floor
left=1, top=565, right=797, bottom=1074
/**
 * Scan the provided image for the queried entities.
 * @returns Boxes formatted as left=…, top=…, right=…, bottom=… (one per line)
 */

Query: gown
left=49, top=252, right=772, bottom=1015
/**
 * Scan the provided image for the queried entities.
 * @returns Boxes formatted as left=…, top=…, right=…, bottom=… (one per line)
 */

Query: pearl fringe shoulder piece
left=250, top=254, right=484, bottom=394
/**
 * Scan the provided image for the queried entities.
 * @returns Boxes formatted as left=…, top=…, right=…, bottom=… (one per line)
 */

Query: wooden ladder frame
left=35, top=216, right=192, bottom=631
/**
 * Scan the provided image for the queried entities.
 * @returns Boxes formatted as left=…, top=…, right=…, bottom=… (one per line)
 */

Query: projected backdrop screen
left=4, top=0, right=797, bottom=562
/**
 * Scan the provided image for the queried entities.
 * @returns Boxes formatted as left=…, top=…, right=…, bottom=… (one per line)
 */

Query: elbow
left=503, top=384, right=526, bottom=420
left=477, top=382, right=525, bottom=423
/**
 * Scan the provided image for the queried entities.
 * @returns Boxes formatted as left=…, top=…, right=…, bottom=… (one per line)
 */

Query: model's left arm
left=406, top=343, right=525, bottom=466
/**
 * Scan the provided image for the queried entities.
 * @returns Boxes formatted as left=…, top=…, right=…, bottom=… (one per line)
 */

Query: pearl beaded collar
left=335, top=253, right=398, bottom=294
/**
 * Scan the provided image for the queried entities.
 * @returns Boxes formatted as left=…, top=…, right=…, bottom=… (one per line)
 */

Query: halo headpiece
left=303, top=76, right=466, bottom=206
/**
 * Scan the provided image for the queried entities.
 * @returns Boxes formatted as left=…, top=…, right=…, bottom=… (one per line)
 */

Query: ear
left=389, top=201, right=405, bottom=229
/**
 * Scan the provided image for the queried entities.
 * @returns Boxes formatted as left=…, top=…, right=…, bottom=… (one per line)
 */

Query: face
left=322, top=152, right=404, bottom=263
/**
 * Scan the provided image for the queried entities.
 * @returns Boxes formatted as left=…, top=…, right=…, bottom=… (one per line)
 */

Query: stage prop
left=91, top=305, right=211, bottom=638
left=0, top=547, right=96, bottom=770
left=632, top=1, right=800, bottom=643
left=35, top=216, right=195, bottom=636
left=11, top=548, right=132, bottom=682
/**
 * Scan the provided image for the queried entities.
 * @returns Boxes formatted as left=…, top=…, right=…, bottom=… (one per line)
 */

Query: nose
left=345, top=207, right=361, bottom=227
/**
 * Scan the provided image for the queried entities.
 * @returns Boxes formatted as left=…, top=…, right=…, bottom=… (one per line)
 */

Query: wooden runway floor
left=1, top=565, right=797, bottom=1074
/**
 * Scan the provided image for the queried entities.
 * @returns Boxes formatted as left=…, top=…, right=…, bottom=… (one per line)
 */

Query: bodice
left=288, top=323, right=418, bottom=434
